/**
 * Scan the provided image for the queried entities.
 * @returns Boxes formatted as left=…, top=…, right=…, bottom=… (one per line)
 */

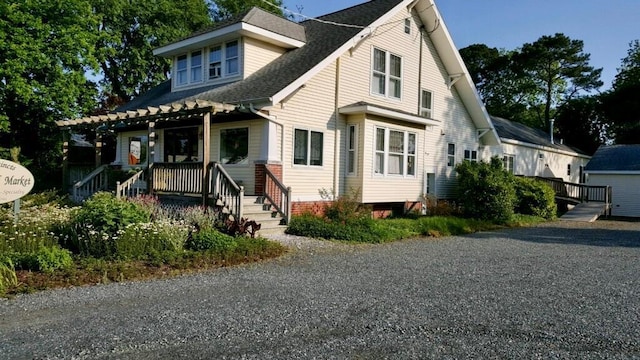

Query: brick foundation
left=254, top=162, right=282, bottom=195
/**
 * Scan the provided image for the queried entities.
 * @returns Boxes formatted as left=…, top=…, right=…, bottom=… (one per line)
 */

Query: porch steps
left=242, top=196, right=288, bottom=237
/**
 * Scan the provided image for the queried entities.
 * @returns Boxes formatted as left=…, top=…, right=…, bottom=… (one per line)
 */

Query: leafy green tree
left=93, top=0, right=212, bottom=103
left=601, top=40, right=640, bottom=144
left=0, top=0, right=100, bottom=180
left=210, top=0, right=284, bottom=21
left=554, top=96, right=608, bottom=154
left=515, top=33, right=603, bottom=130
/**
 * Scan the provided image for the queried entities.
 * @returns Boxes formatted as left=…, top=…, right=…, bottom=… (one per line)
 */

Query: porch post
left=202, top=112, right=211, bottom=207
left=62, top=130, right=70, bottom=191
left=148, top=121, right=156, bottom=196
left=95, top=132, right=103, bottom=167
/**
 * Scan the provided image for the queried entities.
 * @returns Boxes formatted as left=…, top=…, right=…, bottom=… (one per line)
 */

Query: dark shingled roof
left=585, top=145, right=640, bottom=171
left=490, top=115, right=588, bottom=155
left=117, top=0, right=403, bottom=112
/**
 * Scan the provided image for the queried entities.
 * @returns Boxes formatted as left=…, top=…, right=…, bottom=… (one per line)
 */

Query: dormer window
left=174, top=39, right=241, bottom=88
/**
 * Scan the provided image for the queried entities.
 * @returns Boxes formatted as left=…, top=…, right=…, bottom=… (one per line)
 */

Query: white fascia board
left=416, top=0, right=500, bottom=146
left=270, top=0, right=413, bottom=105
left=339, top=104, right=441, bottom=127
left=154, top=23, right=304, bottom=57
left=584, top=170, right=640, bottom=175
left=501, top=138, right=592, bottom=159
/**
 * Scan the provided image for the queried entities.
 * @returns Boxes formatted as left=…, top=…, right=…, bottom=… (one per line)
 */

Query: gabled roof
left=585, top=145, right=640, bottom=172
left=62, top=0, right=501, bottom=145
left=490, top=116, right=589, bottom=157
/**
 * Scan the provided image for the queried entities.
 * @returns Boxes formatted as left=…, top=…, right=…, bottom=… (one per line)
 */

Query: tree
left=601, top=40, right=640, bottom=144
left=554, top=96, right=608, bottom=154
left=93, top=0, right=212, bottom=104
left=515, top=33, right=603, bottom=130
left=210, top=0, right=284, bottom=21
left=0, top=0, right=100, bottom=182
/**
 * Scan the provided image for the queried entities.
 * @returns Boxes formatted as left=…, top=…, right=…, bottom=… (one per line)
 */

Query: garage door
left=588, top=174, right=640, bottom=217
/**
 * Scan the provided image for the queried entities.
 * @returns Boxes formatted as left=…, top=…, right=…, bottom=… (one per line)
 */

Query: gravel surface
left=1, top=220, right=639, bottom=359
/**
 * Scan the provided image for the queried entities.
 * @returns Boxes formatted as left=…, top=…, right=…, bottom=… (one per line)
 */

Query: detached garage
left=585, top=145, right=640, bottom=217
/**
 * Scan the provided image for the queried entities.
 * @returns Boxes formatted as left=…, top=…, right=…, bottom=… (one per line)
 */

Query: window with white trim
left=190, top=50, right=202, bottom=83
left=176, top=55, right=188, bottom=86
left=464, top=149, right=478, bottom=162
left=209, top=40, right=240, bottom=80
left=420, top=90, right=433, bottom=118
left=220, top=128, right=249, bottom=165
left=174, top=39, right=241, bottom=87
left=447, top=143, right=455, bottom=167
left=294, top=129, right=323, bottom=166
left=374, top=127, right=416, bottom=176
left=567, top=164, right=571, bottom=176
left=347, top=124, right=357, bottom=175
left=503, top=154, right=515, bottom=173
left=404, top=19, right=411, bottom=34
left=372, top=48, right=402, bottom=99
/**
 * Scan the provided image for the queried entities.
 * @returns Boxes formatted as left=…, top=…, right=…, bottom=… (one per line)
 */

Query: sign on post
left=0, top=159, right=35, bottom=204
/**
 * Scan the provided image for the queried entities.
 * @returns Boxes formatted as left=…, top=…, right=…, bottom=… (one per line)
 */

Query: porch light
left=115, top=121, right=127, bottom=129
left=96, top=124, right=109, bottom=133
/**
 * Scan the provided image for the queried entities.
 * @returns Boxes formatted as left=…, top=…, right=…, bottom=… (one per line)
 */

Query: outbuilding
left=584, top=144, right=640, bottom=217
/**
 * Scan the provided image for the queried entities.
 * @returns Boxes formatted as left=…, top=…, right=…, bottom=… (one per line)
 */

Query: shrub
left=455, top=157, right=516, bottom=223
left=323, top=193, right=372, bottom=226
left=185, top=227, right=238, bottom=253
left=0, top=257, right=17, bottom=295
left=114, top=220, right=191, bottom=260
left=8, top=246, right=73, bottom=273
left=72, top=192, right=151, bottom=234
left=514, top=177, right=557, bottom=219
left=286, top=213, right=408, bottom=243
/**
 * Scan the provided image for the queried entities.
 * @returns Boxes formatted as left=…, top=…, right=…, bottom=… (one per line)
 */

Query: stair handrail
left=263, top=166, right=291, bottom=224
left=116, top=168, right=147, bottom=199
left=72, top=164, right=109, bottom=203
left=208, top=162, right=244, bottom=219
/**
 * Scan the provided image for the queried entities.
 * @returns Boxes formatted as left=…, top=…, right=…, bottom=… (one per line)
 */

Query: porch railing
left=150, top=162, right=204, bottom=194
left=264, top=166, right=292, bottom=224
left=72, top=164, right=109, bottom=203
left=207, top=162, right=244, bottom=219
left=116, top=169, right=147, bottom=199
left=531, top=176, right=612, bottom=215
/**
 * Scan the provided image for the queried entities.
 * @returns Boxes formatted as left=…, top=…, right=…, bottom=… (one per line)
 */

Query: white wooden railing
left=263, top=167, right=292, bottom=224
left=116, top=169, right=147, bottom=199
left=72, top=165, right=109, bottom=203
left=207, top=162, right=244, bottom=219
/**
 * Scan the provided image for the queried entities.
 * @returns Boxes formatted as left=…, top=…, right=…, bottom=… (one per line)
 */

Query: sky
left=280, top=0, right=640, bottom=91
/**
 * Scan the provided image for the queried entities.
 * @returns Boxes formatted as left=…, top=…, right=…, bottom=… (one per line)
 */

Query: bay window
left=374, top=127, right=416, bottom=176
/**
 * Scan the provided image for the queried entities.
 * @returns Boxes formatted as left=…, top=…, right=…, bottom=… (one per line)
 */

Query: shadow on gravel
left=468, top=226, right=640, bottom=248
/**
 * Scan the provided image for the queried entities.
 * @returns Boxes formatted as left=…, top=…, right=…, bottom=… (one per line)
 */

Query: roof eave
left=339, top=103, right=441, bottom=127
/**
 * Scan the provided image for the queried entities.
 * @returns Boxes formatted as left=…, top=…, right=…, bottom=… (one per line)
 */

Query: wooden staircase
left=242, top=196, right=287, bottom=237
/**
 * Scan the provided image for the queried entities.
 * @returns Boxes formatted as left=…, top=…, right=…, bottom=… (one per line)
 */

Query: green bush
left=455, top=157, right=516, bottom=223
left=72, top=192, right=151, bottom=234
left=514, top=177, right=557, bottom=219
left=323, top=193, right=372, bottom=226
left=185, top=227, right=238, bottom=253
left=114, top=220, right=190, bottom=260
left=0, top=257, right=17, bottom=295
left=286, top=213, right=409, bottom=243
left=9, top=246, right=73, bottom=273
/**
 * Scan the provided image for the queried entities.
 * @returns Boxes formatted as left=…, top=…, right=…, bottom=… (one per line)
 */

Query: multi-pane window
left=404, top=19, right=411, bottom=34
left=294, top=129, right=323, bottom=166
left=209, top=45, right=222, bottom=79
left=176, top=55, right=188, bottom=85
left=347, top=125, right=357, bottom=175
left=421, top=90, right=433, bottom=118
left=567, top=164, right=571, bottom=176
left=220, top=128, right=249, bottom=165
left=190, top=50, right=202, bottom=83
left=372, top=48, right=402, bottom=99
left=176, top=39, right=240, bottom=87
left=226, top=40, right=239, bottom=75
left=374, top=127, right=416, bottom=176
left=447, top=143, right=455, bottom=167
left=503, top=154, right=515, bottom=173
left=464, top=150, right=478, bottom=162
left=164, top=127, right=198, bottom=162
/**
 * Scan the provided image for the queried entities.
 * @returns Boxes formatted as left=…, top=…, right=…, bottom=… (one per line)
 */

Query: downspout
left=333, top=57, right=341, bottom=200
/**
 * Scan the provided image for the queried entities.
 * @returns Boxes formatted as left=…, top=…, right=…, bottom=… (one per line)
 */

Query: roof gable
left=585, top=145, right=640, bottom=171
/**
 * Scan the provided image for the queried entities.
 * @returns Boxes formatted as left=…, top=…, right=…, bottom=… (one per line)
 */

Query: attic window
left=372, top=48, right=402, bottom=99
left=404, top=19, right=411, bottom=34
left=208, top=40, right=239, bottom=80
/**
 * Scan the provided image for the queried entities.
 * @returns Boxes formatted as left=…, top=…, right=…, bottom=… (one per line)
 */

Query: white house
left=486, top=116, right=591, bottom=183
left=584, top=145, right=640, bottom=217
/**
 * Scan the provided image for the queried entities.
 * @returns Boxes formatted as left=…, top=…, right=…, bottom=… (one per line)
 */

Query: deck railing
left=72, top=165, right=109, bottom=203
left=531, top=176, right=612, bottom=215
left=116, top=169, right=147, bottom=199
left=207, top=162, right=244, bottom=219
left=150, top=162, right=204, bottom=194
left=263, top=167, right=292, bottom=224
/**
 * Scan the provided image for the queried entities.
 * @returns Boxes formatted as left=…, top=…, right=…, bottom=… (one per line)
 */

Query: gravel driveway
left=1, top=220, right=639, bottom=359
